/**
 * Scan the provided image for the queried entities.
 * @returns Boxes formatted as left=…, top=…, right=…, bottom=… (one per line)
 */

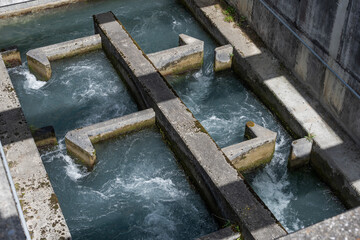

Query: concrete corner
left=26, top=34, right=102, bottom=81
left=223, top=121, right=277, bottom=172
left=65, top=109, right=155, bottom=168
left=148, top=34, right=204, bottom=75
left=214, top=44, right=233, bottom=72
left=288, top=138, right=312, bottom=169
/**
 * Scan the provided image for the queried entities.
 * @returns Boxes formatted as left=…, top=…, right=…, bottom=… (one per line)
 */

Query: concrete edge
left=65, top=108, right=155, bottom=168
left=26, top=34, right=102, bottom=80
left=0, top=0, right=86, bottom=19
left=196, top=226, right=241, bottom=240
left=147, top=34, right=204, bottom=76
left=0, top=54, right=71, bottom=239
left=223, top=121, right=277, bottom=172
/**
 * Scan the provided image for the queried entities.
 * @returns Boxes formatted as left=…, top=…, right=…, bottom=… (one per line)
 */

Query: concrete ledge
left=288, top=138, right=312, bottom=170
left=0, top=0, right=85, bottom=18
left=214, top=44, right=233, bottom=72
left=277, top=206, right=360, bottom=240
left=0, top=55, right=71, bottom=239
left=196, top=227, right=241, bottom=240
left=0, top=47, right=21, bottom=68
left=223, top=121, right=277, bottom=172
left=94, top=12, right=286, bottom=240
left=65, top=109, right=155, bottom=168
left=26, top=34, right=102, bottom=80
left=181, top=0, right=360, bottom=208
left=147, top=34, right=204, bottom=75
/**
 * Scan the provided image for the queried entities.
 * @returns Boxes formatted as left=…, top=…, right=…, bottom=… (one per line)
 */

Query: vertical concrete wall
left=224, top=0, right=360, bottom=145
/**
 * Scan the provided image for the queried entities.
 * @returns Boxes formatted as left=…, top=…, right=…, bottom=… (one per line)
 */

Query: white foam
left=10, top=65, right=46, bottom=90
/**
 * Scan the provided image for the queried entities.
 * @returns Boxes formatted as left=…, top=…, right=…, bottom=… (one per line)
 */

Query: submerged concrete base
left=0, top=47, right=21, bottom=68
left=0, top=55, right=71, bottom=239
left=26, top=34, right=102, bottom=80
left=223, top=121, right=277, bottom=172
left=214, top=44, right=233, bottom=72
left=65, top=109, right=155, bottom=168
left=288, top=138, right=312, bottom=169
left=148, top=34, right=204, bottom=75
left=94, top=12, right=286, bottom=240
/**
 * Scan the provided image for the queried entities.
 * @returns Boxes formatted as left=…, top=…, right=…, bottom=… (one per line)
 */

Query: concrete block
left=31, top=125, right=58, bottom=148
left=94, top=12, right=286, bottom=240
left=65, top=109, right=155, bottom=168
left=223, top=121, right=277, bottom=172
left=0, top=55, right=71, bottom=239
left=288, top=138, right=312, bottom=169
left=0, top=47, right=21, bottom=68
left=148, top=34, right=204, bottom=75
left=196, top=226, right=241, bottom=240
left=26, top=34, right=102, bottom=81
left=214, top=44, right=233, bottom=72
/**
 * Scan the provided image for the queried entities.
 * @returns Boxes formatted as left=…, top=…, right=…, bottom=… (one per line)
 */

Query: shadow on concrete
left=0, top=212, right=25, bottom=240
left=0, top=107, right=32, bottom=146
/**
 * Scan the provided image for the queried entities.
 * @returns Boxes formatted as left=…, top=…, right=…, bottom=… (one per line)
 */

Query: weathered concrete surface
left=277, top=206, right=360, bottom=240
left=31, top=125, right=57, bottom=148
left=65, top=109, right=155, bottom=167
left=224, top=0, right=360, bottom=147
left=214, top=44, right=233, bottom=72
left=0, top=158, right=25, bottom=240
left=288, top=138, right=312, bottom=169
left=0, top=48, right=21, bottom=68
left=0, top=55, right=71, bottom=239
left=94, top=12, right=286, bottom=240
left=26, top=34, right=101, bottom=80
left=223, top=121, right=276, bottom=172
left=148, top=34, right=204, bottom=75
left=181, top=0, right=360, bottom=208
left=196, top=227, right=241, bottom=240
left=0, top=0, right=85, bottom=18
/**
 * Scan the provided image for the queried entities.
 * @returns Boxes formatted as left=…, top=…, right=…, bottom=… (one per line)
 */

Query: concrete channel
left=1, top=0, right=360, bottom=239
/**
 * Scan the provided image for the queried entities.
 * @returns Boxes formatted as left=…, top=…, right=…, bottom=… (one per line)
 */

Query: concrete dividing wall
left=0, top=0, right=83, bottom=18
left=93, top=12, right=286, bottom=240
left=224, top=0, right=360, bottom=146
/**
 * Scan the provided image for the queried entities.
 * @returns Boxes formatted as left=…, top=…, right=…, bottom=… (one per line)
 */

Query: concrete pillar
left=0, top=47, right=21, bottom=68
left=214, top=44, right=233, bottom=72
left=288, top=138, right=312, bottom=169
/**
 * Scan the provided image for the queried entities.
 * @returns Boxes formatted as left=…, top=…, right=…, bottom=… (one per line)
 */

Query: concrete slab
left=277, top=206, right=360, bottom=240
left=26, top=34, right=101, bottom=80
left=196, top=226, right=241, bottom=240
left=288, top=138, right=312, bottom=169
left=0, top=0, right=84, bottom=18
left=148, top=34, right=204, bottom=75
left=181, top=0, right=360, bottom=208
left=223, top=121, right=277, bottom=172
left=214, top=44, right=233, bottom=72
left=65, top=109, right=155, bottom=168
left=0, top=54, right=71, bottom=239
left=94, top=12, right=286, bottom=240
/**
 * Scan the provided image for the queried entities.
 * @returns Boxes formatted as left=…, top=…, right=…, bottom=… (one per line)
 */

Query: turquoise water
left=0, top=0, right=345, bottom=235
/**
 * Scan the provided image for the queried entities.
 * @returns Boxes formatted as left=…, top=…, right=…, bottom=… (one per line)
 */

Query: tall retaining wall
left=225, top=0, right=360, bottom=146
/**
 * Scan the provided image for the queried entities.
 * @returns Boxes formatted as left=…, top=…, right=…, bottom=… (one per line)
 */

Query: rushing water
left=0, top=0, right=346, bottom=235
